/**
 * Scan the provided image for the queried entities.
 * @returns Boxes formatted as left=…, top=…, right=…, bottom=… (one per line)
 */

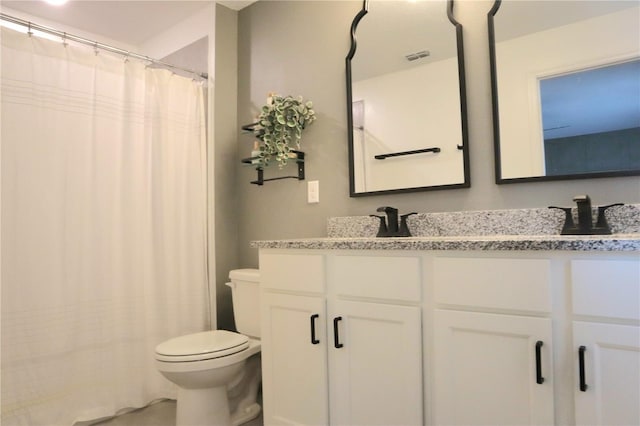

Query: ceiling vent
left=405, top=50, right=430, bottom=62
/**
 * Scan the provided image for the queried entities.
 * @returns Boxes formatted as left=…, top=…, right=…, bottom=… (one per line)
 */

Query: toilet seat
left=155, top=330, right=249, bottom=362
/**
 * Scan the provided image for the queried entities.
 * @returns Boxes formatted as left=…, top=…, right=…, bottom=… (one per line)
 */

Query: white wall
left=137, top=3, right=214, bottom=68
left=353, top=56, right=464, bottom=192
left=496, top=7, right=640, bottom=179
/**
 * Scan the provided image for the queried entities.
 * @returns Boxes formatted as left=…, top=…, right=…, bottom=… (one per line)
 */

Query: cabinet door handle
left=333, top=316, right=344, bottom=348
left=310, top=314, right=320, bottom=345
left=535, top=340, right=545, bottom=384
left=579, top=345, right=588, bottom=392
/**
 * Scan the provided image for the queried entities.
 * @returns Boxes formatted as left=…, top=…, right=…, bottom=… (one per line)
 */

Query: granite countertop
left=252, top=205, right=640, bottom=252
left=251, top=234, right=640, bottom=252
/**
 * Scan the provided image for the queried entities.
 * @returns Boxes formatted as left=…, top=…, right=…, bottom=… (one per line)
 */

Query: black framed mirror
left=346, top=0, right=470, bottom=197
left=489, top=0, right=640, bottom=184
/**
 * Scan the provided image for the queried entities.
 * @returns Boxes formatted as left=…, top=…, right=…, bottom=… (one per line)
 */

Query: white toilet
left=155, top=269, right=262, bottom=426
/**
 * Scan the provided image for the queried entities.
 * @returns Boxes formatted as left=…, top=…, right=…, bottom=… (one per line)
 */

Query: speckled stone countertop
left=251, top=234, right=640, bottom=251
left=252, top=204, right=640, bottom=252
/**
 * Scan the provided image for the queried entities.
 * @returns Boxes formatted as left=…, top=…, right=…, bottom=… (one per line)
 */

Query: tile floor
left=90, top=399, right=263, bottom=426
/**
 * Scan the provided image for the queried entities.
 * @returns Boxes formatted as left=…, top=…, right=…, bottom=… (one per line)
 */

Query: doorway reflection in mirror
left=541, top=59, right=640, bottom=176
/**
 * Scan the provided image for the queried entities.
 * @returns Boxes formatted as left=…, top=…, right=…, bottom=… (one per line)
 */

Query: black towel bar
left=374, top=147, right=441, bottom=160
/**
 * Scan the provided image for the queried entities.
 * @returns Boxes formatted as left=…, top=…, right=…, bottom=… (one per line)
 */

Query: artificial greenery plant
left=252, top=93, right=316, bottom=168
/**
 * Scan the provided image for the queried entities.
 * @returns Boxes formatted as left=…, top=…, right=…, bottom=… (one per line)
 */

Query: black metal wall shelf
left=241, top=150, right=305, bottom=186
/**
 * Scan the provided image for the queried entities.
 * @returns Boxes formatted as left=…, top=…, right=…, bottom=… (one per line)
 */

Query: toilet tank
left=227, top=269, right=261, bottom=338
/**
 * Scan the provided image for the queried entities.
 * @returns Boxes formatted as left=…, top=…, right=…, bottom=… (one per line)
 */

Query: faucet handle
left=399, top=212, right=417, bottom=237
left=595, top=203, right=624, bottom=234
left=548, top=206, right=576, bottom=234
left=370, top=215, right=389, bottom=237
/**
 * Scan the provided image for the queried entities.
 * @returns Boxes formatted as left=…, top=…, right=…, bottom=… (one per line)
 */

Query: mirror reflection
left=541, top=60, right=640, bottom=176
left=489, top=0, right=640, bottom=182
left=347, top=0, right=469, bottom=196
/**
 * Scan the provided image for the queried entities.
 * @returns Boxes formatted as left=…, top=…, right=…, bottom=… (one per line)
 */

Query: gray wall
left=214, top=4, right=240, bottom=331
left=234, top=1, right=640, bottom=264
left=545, top=128, right=640, bottom=175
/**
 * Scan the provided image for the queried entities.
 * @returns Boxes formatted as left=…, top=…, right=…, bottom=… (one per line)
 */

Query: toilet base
left=176, top=386, right=231, bottom=426
left=231, top=403, right=261, bottom=426
left=174, top=388, right=261, bottom=426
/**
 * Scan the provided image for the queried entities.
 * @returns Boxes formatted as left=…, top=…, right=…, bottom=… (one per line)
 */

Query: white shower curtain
left=1, top=27, right=210, bottom=425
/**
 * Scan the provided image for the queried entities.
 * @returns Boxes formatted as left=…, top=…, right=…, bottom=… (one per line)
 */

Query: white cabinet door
left=261, top=292, right=328, bottom=426
left=328, top=299, right=423, bottom=426
left=573, top=321, right=640, bottom=426
left=433, top=309, right=554, bottom=426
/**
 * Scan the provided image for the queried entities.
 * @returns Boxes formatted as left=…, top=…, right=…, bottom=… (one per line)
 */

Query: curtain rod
left=0, top=13, right=208, bottom=80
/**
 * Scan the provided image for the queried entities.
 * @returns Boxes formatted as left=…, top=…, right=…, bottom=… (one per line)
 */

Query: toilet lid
left=155, top=330, right=249, bottom=362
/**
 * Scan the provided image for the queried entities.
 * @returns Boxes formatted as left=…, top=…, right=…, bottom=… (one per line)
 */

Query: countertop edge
left=250, top=235, right=640, bottom=252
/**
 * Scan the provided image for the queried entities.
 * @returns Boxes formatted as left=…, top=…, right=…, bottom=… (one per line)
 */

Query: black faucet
left=549, top=195, right=623, bottom=235
left=371, top=207, right=417, bottom=237
left=378, top=206, right=399, bottom=234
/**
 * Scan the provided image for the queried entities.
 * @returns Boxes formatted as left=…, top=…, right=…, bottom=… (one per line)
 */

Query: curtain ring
left=27, top=22, right=33, bottom=37
left=93, top=42, right=99, bottom=56
left=62, top=32, right=68, bottom=47
left=123, top=52, right=129, bottom=63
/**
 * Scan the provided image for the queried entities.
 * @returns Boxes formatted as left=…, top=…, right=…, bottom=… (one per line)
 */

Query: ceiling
left=1, top=0, right=256, bottom=46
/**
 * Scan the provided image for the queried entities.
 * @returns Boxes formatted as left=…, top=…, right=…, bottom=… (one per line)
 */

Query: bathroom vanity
left=254, top=207, right=640, bottom=426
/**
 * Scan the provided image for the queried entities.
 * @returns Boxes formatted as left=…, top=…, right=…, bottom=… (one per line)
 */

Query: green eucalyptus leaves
left=253, top=94, right=316, bottom=168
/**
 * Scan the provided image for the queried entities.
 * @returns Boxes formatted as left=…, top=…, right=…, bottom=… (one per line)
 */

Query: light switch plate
left=307, top=180, right=319, bottom=203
